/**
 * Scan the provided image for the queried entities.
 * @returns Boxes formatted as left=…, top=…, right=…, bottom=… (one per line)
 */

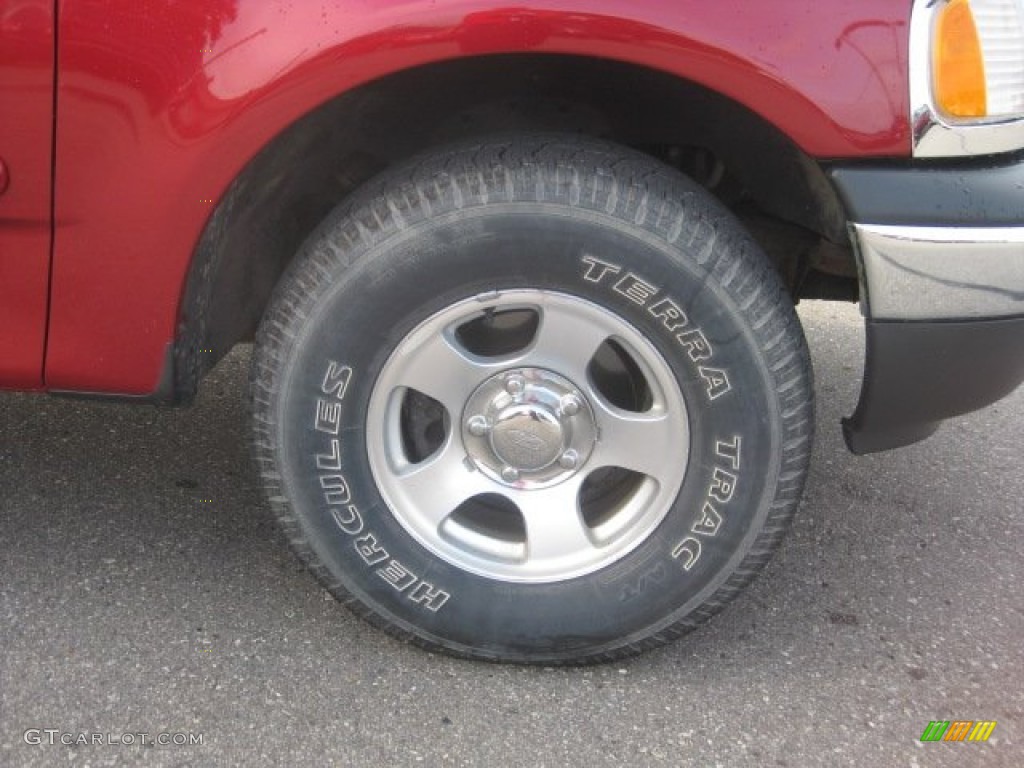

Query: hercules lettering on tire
left=250, top=136, right=814, bottom=663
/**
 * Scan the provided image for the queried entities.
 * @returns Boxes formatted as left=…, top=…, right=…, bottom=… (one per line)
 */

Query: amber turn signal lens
left=933, top=0, right=988, bottom=117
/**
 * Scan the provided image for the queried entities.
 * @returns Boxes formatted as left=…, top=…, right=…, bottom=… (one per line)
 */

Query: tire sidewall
left=270, top=204, right=781, bottom=659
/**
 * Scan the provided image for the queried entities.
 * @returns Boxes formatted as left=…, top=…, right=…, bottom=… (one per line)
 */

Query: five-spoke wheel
left=367, top=290, right=689, bottom=583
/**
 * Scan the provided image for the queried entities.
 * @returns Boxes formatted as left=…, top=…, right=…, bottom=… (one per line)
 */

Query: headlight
left=933, top=0, right=1024, bottom=118
left=913, top=0, right=1024, bottom=156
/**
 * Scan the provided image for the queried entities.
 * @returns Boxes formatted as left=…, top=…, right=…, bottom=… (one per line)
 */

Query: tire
left=251, top=136, right=813, bottom=663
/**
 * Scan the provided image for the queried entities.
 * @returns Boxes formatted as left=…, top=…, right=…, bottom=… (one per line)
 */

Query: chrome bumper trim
left=852, top=224, right=1024, bottom=320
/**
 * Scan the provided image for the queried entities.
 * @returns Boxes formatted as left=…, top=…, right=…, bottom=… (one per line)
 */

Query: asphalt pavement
left=1, top=300, right=1021, bottom=767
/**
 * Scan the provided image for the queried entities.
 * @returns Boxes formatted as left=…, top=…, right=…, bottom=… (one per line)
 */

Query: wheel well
left=175, top=53, right=855, bottom=399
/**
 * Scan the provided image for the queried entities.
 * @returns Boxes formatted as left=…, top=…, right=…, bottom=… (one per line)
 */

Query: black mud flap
left=844, top=316, right=1024, bottom=454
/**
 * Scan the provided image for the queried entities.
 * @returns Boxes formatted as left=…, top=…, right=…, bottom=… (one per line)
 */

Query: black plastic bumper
left=829, top=152, right=1024, bottom=454
left=829, top=150, right=1024, bottom=228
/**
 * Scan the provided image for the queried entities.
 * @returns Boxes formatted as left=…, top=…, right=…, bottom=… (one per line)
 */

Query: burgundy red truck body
left=4, top=0, right=913, bottom=394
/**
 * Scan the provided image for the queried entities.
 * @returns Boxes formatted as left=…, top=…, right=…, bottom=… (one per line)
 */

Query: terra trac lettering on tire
left=579, top=255, right=734, bottom=403
left=251, top=135, right=813, bottom=663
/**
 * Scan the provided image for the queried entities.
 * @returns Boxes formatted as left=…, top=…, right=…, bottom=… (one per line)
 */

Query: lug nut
left=559, top=450, right=580, bottom=470
left=466, top=415, right=490, bottom=437
left=505, top=375, right=526, bottom=397
left=560, top=395, right=581, bottom=417
left=501, top=467, right=520, bottom=483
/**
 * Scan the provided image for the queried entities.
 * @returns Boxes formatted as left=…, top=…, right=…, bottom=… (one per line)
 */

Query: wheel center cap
left=462, top=368, right=597, bottom=489
left=490, top=405, right=564, bottom=471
